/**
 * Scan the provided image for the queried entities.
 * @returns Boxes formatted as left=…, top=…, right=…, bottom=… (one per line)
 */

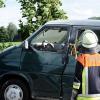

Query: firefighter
left=71, top=30, right=100, bottom=100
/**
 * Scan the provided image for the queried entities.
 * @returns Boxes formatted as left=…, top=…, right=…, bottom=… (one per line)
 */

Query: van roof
left=45, top=19, right=100, bottom=26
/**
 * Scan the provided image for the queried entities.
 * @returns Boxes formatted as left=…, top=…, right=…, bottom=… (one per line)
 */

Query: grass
left=0, top=42, right=21, bottom=46
left=0, top=42, right=21, bottom=51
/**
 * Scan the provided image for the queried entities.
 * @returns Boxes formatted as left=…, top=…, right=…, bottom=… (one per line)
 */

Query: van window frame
left=73, top=25, right=100, bottom=30
left=70, top=25, right=100, bottom=43
left=28, top=24, right=71, bottom=46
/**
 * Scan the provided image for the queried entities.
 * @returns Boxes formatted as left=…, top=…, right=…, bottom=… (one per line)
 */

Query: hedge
left=0, top=42, right=21, bottom=51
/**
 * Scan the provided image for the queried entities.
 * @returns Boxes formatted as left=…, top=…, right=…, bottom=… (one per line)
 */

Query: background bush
left=0, top=42, right=20, bottom=51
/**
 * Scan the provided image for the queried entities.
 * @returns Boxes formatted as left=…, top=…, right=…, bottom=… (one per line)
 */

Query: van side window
left=30, top=27, right=68, bottom=52
left=76, top=29, right=100, bottom=54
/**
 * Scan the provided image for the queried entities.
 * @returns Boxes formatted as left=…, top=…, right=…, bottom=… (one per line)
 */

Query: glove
left=70, top=89, right=78, bottom=100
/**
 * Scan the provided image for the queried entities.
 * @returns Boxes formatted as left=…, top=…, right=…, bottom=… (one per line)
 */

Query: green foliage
left=0, top=26, right=9, bottom=42
left=0, top=42, right=20, bottom=51
left=0, top=0, right=4, bottom=8
left=0, top=23, right=19, bottom=42
left=18, top=20, right=30, bottom=41
left=7, top=22, right=18, bottom=41
left=0, top=42, right=12, bottom=51
left=17, top=0, right=68, bottom=40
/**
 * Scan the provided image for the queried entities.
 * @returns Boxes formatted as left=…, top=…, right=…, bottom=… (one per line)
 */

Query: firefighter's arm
left=73, top=54, right=84, bottom=90
left=71, top=89, right=78, bottom=100
left=73, top=61, right=83, bottom=90
left=71, top=57, right=84, bottom=100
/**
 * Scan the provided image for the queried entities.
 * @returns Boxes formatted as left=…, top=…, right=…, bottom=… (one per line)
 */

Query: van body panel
left=0, top=20, right=100, bottom=99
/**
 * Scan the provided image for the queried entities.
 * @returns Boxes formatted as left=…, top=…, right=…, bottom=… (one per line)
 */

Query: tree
left=17, top=0, right=68, bottom=38
left=0, top=26, right=9, bottom=42
left=18, top=20, right=30, bottom=41
left=7, top=22, right=18, bottom=41
left=0, top=0, right=4, bottom=8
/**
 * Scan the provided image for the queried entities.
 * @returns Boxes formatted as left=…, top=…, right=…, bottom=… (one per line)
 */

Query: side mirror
left=23, top=40, right=29, bottom=49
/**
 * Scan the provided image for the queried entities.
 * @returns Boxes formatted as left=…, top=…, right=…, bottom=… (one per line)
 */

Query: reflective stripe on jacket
left=73, top=53, right=100, bottom=100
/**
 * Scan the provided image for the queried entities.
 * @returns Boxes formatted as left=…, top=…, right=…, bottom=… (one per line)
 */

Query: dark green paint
left=0, top=20, right=99, bottom=100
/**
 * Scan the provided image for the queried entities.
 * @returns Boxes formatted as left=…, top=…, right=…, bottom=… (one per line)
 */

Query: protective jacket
left=73, top=53, right=100, bottom=100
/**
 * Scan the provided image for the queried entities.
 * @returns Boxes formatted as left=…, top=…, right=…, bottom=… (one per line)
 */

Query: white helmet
left=80, top=30, right=98, bottom=48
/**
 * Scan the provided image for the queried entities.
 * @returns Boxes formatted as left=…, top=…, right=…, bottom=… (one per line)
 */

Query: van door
left=62, top=26, right=100, bottom=100
left=62, top=27, right=77, bottom=100
left=21, top=26, right=70, bottom=98
left=62, top=55, right=76, bottom=100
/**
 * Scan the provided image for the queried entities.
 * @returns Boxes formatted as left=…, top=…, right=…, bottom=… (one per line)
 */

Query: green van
left=0, top=20, right=100, bottom=100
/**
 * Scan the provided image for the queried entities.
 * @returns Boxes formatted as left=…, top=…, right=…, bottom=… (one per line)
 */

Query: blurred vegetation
left=0, top=0, right=68, bottom=51
left=0, top=26, right=9, bottom=42
left=0, top=0, right=68, bottom=42
left=0, top=23, right=21, bottom=42
left=7, top=22, right=18, bottom=41
left=17, top=0, right=68, bottom=40
left=0, top=0, right=4, bottom=7
left=0, top=42, right=21, bottom=51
